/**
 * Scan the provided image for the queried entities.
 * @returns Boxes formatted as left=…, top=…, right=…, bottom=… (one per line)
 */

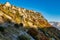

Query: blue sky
left=0, top=0, right=60, bottom=22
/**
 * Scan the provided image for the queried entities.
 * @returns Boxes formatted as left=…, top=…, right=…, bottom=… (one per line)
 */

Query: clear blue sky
left=0, top=0, right=60, bottom=22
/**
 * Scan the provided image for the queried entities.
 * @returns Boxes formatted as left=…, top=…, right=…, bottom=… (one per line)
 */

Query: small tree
left=14, top=23, right=19, bottom=28
left=0, top=26, right=5, bottom=32
left=19, top=23, right=23, bottom=27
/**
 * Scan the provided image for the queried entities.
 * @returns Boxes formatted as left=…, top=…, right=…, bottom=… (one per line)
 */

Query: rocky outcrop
left=0, top=2, right=51, bottom=28
left=0, top=2, right=60, bottom=40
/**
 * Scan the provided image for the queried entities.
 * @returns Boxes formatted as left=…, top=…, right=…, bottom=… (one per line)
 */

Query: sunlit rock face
left=0, top=2, right=51, bottom=28
left=5, top=2, right=11, bottom=7
left=0, top=2, right=60, bottom=40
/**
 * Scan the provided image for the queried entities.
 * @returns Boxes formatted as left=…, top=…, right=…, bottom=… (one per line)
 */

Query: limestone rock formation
left=0, top=2, right=60, bottom=40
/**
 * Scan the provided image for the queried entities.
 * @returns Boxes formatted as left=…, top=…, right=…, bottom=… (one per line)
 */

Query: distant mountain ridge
left=49, top=22, right=60, bottom=30
left=0, top=2, right=60, bottom=40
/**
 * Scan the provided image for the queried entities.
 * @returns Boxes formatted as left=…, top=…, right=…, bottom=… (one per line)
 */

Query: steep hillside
left=0, top=2, right=51, bottom=28
left=0, top=2, right=60, bottom=40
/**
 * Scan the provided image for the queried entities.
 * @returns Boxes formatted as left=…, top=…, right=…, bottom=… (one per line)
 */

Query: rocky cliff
left=0, top=2, right=60, bottom=40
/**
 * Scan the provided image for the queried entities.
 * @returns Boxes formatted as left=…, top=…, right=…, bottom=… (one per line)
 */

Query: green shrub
left=0, top=26, right=5, bottom=32
left=17, top=35, right=30, bottom=40
left=14, top=23, right=19, bottom=28
left=19, top=23, right=23, bottom=27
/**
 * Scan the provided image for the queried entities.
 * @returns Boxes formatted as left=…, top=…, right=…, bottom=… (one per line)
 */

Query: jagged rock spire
left=5, top=2, right=11, bottom=7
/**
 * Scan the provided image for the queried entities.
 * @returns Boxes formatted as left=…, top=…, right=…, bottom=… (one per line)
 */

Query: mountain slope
left=0, top=2, right=51, bottom=28
left=0, top=2, right=60, bottom=40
